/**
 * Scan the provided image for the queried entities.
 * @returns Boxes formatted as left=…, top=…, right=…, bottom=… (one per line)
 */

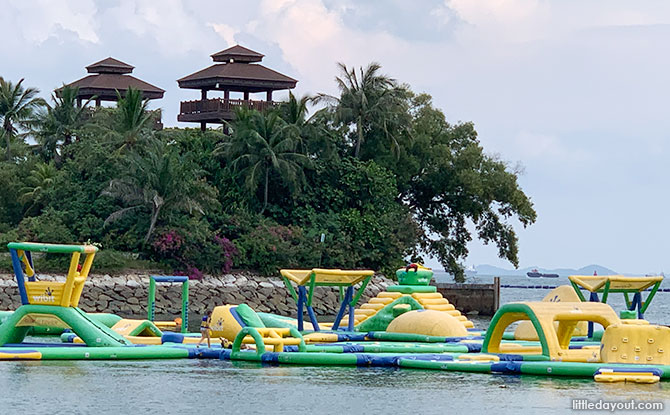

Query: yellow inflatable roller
left=411, top=292, right=444, bottom=300
left=369, top=298, right=394, bottom=305
left=378, top=292, right=403, bottom=299
left=423, top=304, right=455, bottom=311
left=419, top=298, right=451, bottom=306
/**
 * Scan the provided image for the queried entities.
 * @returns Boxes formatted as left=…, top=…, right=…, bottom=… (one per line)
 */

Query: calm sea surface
left=1, top=274, right=669, bottom=414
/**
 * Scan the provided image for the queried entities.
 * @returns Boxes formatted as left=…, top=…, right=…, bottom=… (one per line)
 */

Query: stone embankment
left=0, top=273, right=394, bottom=318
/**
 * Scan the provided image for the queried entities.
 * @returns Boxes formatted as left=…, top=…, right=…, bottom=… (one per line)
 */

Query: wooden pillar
left=95, top=98, right=101, bottom=107
left=243, top=91, right=249, bottom=101
left=493, top=276, right=500, bottom=313
left=224, top=89, right=229, bottom=102
left=77, top=98, right=82, bottom=108
left=266, top=90, right=273, bottom=102
left=201, top=89, right=207, bottom=101
left=200, top=122, right=206, bottom=132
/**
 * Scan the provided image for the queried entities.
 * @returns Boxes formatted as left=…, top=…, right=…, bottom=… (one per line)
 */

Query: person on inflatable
left=219, top=337, right=250, bottom=350
left=197, top=313, right=211, bottom=348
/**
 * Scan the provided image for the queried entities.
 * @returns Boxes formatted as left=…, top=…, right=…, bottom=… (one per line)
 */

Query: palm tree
left=281, top=91, right=312, bottom=128
left=115, top=87, right=153, bottom=151
left=219, top=108, right=310, bottom=214
left=0, top=77, right=46, bottom=160
left=19, top=162, right=58, bottom=214
left=36, top=85, right=91, bottom=164
left=315, top=62, right=404, bottom=158
left=91, top=87, right=153, bottom=153
left=279, top=92, right=333, bottom=156
left=102, top=137, right=218, bottom=243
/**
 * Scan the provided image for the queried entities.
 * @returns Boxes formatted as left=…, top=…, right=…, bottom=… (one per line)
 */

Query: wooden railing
left=179, top=98, right=276, bottom=115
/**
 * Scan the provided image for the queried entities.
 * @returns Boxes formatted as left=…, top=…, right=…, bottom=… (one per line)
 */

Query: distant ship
left=465, top=265, right=478, bottom=278
left=645, top=272, right=665, bottom=277
left=527, top=269, right=559, bottom=278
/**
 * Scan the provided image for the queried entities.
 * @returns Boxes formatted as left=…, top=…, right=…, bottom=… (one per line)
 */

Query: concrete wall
left=0, top=273, right=394, bottom=318
left=435, top=277, right=500, bottom=316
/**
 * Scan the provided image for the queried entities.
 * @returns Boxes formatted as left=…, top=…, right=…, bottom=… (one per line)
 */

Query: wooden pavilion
left=177, top=45, right=298, bottom=130
left=59, top=57, right=165, bottom=107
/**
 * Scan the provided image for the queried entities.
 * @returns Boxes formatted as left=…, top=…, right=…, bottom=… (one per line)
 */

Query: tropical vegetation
left=0, top=64, right=536, bottom=281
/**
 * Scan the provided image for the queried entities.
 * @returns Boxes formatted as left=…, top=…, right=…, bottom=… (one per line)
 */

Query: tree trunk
left=4, top=120, right=12, bottom=161
left=144, top=205, right=162, bottom=244
left=53, top=151, right=62, bottom=168
left=354, top=116, right=363, bottom=158
left=260, top=168, right=269, bottom=214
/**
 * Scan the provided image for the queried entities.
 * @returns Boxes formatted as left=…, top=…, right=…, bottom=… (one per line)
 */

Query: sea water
left=1, top=279, right=669, bottom=414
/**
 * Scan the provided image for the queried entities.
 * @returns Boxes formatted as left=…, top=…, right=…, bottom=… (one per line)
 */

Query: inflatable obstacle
left=280, top=268, right=374, bottom=331
left=0, top=310, right=121, bottom=335
left=337, top=264, right=475, bottom=331
left=147, top=275, right=189, bottom=332
left=353, top=286, right=474, bottom=331
left=62, top=318, right=165, bottom=345
left=0, top=242, right=221, bottom=360
left=5, top=243, right=669, bottom=384
left=569, top=274, right=663, bottom=319
left=216, top=300, right=670, bottom=383
left=513, top=285, right=588, bottom=340
left=0, top=243, right=128, bottom=347
left=277, top=265, right=474, bottom=334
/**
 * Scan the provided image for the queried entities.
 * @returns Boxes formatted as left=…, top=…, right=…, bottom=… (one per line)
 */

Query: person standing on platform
left=197, top=313, right=211, bottom=348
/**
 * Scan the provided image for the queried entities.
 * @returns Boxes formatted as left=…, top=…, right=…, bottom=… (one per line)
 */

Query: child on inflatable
left=197, top=313, right=211, bottom=348
left=220, top=337, right=250, bottom=350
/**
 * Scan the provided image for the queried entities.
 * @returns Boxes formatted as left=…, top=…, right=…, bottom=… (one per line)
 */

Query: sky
left=1, top=0, right=669, bottom=274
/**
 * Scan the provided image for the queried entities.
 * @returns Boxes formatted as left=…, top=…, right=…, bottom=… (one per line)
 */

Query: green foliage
left=399, top=94, right=537, bottom=281
left=0, top=77, right=46, bottom=160
left=113, top=87, right=154, bottom=152
left=102, top=136, right=219, bottom=244
left=233, top=221, right=317, bottom=276
left=17, top=208, right=75, bottom=243
left=0, top=161, right=25, bottom=226
left=290, top=158, right=417, bottom=276
left=148, top=216, right=238, bottom=277
left=35, top=85, right=91, bottom=164
left=92, top=249, right=166, bottom=274
left=19, top=162, right=58, bottom=215
left=315, top=62, right=407, bottom=158
left=219, top=108, right=310, bottom=213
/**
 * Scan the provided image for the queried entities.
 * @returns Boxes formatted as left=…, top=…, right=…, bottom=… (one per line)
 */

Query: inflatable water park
left=1, top=242, right=669, bottom=384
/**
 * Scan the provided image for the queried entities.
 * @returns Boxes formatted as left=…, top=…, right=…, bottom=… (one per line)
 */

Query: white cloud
left=208, top=23, right=238, bottom=47
left=101, top=0, right=220, bottom=57
left=253, top=0, right=420, bottom=95
left=446, top=0, right=551, bottom=42
left=4, top=0, right=99, bottom=44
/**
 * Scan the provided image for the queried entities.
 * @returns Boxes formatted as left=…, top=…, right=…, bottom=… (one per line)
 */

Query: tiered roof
left=59, top=57, right=164, bottom=101
left=178, top=45, right=297, bottom=92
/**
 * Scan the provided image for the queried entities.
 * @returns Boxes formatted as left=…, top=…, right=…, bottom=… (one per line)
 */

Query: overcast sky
left=2, top=0, right=669, bottom=273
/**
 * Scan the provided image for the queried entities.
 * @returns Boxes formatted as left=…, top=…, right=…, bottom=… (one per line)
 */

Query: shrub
left=233, top=223, right=318, bottom=276
left=148, top=221, right=239, bottom=277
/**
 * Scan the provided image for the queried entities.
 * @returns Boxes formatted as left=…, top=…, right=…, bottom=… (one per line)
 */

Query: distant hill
left=474, top=264, right=617, bottom=277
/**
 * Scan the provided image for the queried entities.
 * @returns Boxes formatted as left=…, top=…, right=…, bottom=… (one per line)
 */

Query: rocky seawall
left=0, top=273, right=394, bottom=318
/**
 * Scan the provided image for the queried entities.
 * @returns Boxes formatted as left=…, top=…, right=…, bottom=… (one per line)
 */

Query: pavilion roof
left=211, top=45, right=264, bottom=63
left=86, top=57, right=135, bottom=74
left=60, top=57, right=164, bottom=101
left=177, top=62, right=297, bottom=92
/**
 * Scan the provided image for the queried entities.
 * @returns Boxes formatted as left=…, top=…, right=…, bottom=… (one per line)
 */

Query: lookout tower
left=59, top=57, right=165, bottom=107
left=177, top=45, right=298, bottom=131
